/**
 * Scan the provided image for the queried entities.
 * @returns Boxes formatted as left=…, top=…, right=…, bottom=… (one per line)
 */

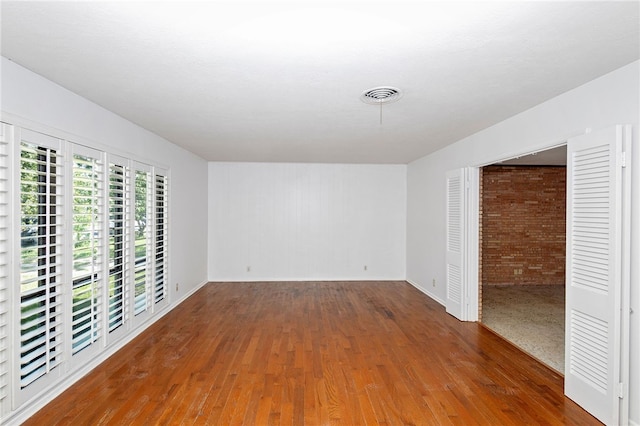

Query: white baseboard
left=406, top=279, right=446, bottom=306
left=207, top=276, right=407, bottom=283
left=3, top=279, right=209, bottom=426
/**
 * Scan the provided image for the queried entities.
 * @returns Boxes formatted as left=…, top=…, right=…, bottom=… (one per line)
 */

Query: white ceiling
left=1, top=1, right=638, bottom=164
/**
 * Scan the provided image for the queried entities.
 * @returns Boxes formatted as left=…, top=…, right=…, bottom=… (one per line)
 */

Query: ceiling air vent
left=360, top=86, right=403, bottom=104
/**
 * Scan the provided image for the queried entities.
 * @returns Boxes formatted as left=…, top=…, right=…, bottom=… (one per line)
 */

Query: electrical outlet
left=432, top=278, right=436, bottom=287
left=175, top=282, right=179, bottom=291
left=364, top=265, right=367, bottom=271
left=247, top=266, right=251, bottom=272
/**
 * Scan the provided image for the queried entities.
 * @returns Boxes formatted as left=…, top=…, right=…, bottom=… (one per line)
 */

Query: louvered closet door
left=446, top=169, right=465, bottom=320
left=565, top=126, right=627, bottom=425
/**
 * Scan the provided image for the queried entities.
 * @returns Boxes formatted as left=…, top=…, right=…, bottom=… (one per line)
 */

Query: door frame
left=462, top=128, right=631, bottom=425
left=466, top=140, right=568, bottom=323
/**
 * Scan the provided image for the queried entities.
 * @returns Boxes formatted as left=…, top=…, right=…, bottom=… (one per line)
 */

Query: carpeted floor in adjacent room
left=481, top=284, right=565, bottom=374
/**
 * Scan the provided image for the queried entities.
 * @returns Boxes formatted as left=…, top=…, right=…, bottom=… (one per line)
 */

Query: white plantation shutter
left=153, top=170, right=168, bottom=309
left=0, top=124, right=11, bottom=416
left=446, top=169, right=465, bottom=320
left=132, top=164, right=152, bottom=324
left=70, top=146, right=104, bottom=357
left=565, top=126, right=630, bottom=425
left=2, top=120, right=173, bottom=419
left=18, top=130, right=65, bottom=392
left=107, top=156, right=130, bottom=339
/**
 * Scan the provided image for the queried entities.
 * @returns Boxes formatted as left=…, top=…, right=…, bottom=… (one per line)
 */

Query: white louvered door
left=446, top=169, right=465, bottom=320
left=565, top=125, right=630, bottom=425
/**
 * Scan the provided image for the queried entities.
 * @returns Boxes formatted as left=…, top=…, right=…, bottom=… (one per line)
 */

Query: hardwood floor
left=24, top=281, right=600, bottom=425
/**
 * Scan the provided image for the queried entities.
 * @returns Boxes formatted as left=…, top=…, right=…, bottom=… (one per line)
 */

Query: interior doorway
left=478, top=145, right=567, bottom=374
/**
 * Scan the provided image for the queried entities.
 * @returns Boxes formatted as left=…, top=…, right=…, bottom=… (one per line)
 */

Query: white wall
left=1, top=57, right=209, bottom=422
left=209, top=162, right=406, bottom=281
left=406, top=60, right=639, bottom=424
left=5, top=51, right=638, bottom=423
left=1, top=57, right=209, bottom=298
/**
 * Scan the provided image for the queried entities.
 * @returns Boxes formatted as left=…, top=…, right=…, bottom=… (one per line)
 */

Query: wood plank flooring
left=24, top=281, right=600, bottom=425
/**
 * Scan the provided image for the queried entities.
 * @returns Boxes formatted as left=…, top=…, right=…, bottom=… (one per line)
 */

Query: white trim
left=1, top=112, right=170, bottom=171
left=406, top=279, right=446, bottom=306
left=208, top=276, right=407, bottom=283
left=474, top=136, right=571, bottom=168
left=629, top=122, right=640, bottom=426
left=465, top=167, right=479, bottom=322
left=619, top=125, right=632, bottom=426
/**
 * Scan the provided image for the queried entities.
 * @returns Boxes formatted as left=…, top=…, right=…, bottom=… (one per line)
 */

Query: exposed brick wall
left=481, top=166, right=566, bottom=286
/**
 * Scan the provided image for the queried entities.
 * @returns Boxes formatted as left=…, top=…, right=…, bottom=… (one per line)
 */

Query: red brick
left=480, top=166, right=566, bottom=286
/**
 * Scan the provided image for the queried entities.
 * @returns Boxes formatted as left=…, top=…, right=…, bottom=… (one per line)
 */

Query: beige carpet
left=481, top=285, right=565, bottom=374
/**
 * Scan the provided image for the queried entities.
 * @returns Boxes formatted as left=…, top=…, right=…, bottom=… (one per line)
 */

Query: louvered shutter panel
left=0, top=123, right=11, bottom=416
left=132, top=164, right=152, bottom=324
left=153, top=170, right=168, bottom=308
left=70, top=146, right=104, bottom=356
left=18, top=130, right=65, bottom=390
left=565, top=126, right=626, bottom=425
left=107, top=156, right=130, bottom=338
left=446, top=169, right=465, bottom=320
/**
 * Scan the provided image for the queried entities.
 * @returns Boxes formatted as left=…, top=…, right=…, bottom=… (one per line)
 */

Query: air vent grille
left=360, top=86, right=402, bottom=104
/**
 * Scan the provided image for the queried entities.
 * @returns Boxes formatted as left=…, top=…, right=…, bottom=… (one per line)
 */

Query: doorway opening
left=478, top=145, right=567, bottom=374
